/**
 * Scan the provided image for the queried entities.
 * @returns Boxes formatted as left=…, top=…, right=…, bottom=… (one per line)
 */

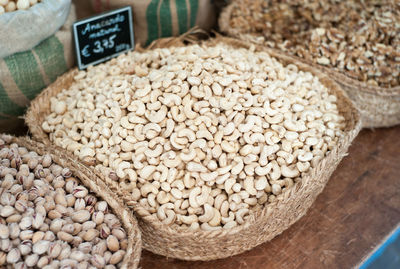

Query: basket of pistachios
left=220, top=0, right=400, bottom=128
left=0, top=134, right=141, bottom=268
left=25, top=35, right=360, bottom=260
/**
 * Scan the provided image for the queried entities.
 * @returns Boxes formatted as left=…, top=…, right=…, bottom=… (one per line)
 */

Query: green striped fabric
left=0, top=82, right=25, bottom=117
left=189, top=0, right=199, bottom=27
left=145, top=0, right=200, bottom=45
left=146, top=0, right=160, bottom=46
left=4, top=50, right=46, bottom=101
left=176, top=0, right=188, bottom=35
left=159, top=0, right=172, bottom=38
left=34, top=36, right=68, bottom=83
left=0, top=34, right=69, bottom=118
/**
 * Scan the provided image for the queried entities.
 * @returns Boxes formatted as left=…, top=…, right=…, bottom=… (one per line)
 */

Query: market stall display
left=0, top=134, right=142, bottom=268
left=26, top=36, right=361, bottom=260
left=219, top=0, right=400, bottom=128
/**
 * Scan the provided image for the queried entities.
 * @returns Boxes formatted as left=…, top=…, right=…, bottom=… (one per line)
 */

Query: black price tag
left=73, top=6, right=134, bottom=70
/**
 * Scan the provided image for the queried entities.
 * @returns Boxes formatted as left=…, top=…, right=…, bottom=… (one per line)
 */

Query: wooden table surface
left=139, top=126, right=400, bottom=269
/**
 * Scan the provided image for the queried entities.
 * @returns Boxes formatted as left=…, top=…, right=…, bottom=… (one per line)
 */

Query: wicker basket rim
left=25, top=35, right=361, bottom=240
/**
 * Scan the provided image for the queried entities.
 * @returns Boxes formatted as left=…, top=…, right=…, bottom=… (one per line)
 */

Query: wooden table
left=140, top=126, right=400, bottom=269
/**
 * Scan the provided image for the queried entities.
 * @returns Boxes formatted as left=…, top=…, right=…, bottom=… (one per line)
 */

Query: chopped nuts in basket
left=227, top=0, right=400, bottom=87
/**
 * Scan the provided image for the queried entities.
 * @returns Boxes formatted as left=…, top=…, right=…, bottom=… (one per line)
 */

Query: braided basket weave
left=25, top=36, right=361, bottom=261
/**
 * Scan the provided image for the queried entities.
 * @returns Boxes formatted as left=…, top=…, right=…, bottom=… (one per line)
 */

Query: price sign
left=73, top=6, right=134, bottom=70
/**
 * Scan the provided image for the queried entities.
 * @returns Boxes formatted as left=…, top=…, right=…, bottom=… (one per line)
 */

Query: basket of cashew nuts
left=0, top=134, right=141, bottom=268
left=25, top=35, right=361, bottom=260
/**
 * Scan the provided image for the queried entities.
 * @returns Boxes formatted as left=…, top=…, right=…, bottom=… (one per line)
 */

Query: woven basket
left=25, top=35, right=361, bottom=261
left=219, top=2, right=400, bottom=129
left=0, top=134, right=142, bottom=268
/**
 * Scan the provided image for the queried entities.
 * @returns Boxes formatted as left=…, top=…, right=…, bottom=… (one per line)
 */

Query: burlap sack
left=219, top=2, right=400, bottom=128
left=1, top=134, right=142, bottom=268
left=88, top=0, right=216, bottom=46
left=25, top=35, right=361, bottom=261
left=0, top=0, right=71, bottom=58
left=0, top=5, right=76, bottom=133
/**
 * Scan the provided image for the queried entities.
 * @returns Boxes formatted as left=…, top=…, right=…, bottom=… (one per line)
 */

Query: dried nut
left=72, top=210, right=91, bottom=223
left=92, top=211, right=104, bottom=225
left=112, top=228, right=126, bottom=240
left=19, top=230, right=33, bottom=240
left=32, top=231, right=44, bottom=243
left=106, top=235, right=119, bottom=252
left=1, top=205, right=15, bottom=217
left=91, top=254, right=105, bottom=268
left=48, top=242, right=62, bottom=258
left=100, top=224, right=110, bottom=239
left=18, top=240, right=32, bottom=255
left=92, top=240, right=107, bottom=255
left=37, top=256, right=50, bottom=267
left=33, top=240, right=50, bottom=255
left=6, top=248, right=21, bottom=263
left=70, top=250, right=86, bottom=261
left=57, top=231, right=74, bottom=242
left=110, top=250, right=125, bottom=265
left=25, top=253, right=39, bottom=267
left=73, top=186, right=88, bottom=198
left=58, top=245, right=71, bottom=260
left=0, top=224, right=9, bottom=239
left=83, top=228, right=99, bottom=241
left=78, top=242, right=92, bottom=254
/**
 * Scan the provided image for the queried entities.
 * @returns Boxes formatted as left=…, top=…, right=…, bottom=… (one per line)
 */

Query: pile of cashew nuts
left=42, top=43, right=345, bottom=231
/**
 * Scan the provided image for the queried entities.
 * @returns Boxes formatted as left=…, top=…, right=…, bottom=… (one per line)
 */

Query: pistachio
left=33, top=240, right=50, bottom=255
left=72, top=210, right=91, bottom=223
left=57, top=231, right=74, bottom=243
left=0, top=205, right=15, bottom=217
left=19, top=230, right=33, bottom=240
left=0, top=138, right=128, bottom=267
left=74, top=198, right=86, bottom=211
left=18, top=240, right=32, bottom=255
left=37, top=256, right=50, bottom=267
left=78, top=242, right=92, bottom=254
left=104, top=251, right=112, bottom=264
left=92, top=211, right=104, bottom=225
left=6, top=248, right=21, bottom=263
left=110, top=250, right=126, bottom=265
left=25, top=253, right=39, bottom=267
left=92, top=240, right=107, bottom=256
left=48, top=241, right=62, bottom=258
left=8, top=223, right=20, bottom=239
left=0, top=251, right=5, bottom=265
left=83, top=228, right=99, bottom=241
left=70, top=250, right=86, bottom=261
left=32, top=231, right=45, bottom=244
left=106, top=235, right=119, bottom=252
left=73, top=186, right=88, bottom=198
left=91, top=254, right=105, bottom=268
left=0, top=224, right=9, bottom=239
